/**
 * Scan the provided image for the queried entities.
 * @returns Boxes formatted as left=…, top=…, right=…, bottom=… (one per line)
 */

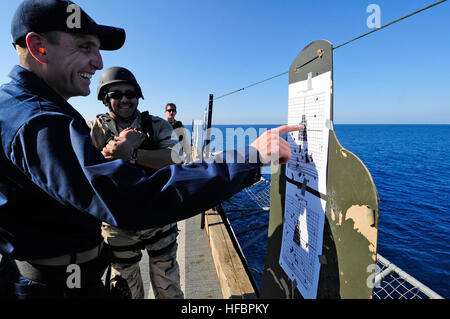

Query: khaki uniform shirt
left=87, top=111, right=177, bottom=151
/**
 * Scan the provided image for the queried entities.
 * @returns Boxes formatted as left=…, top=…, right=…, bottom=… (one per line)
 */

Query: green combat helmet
left=97, top=66, right=144, bottom=101
left=97, top=66, right=144, bottom=121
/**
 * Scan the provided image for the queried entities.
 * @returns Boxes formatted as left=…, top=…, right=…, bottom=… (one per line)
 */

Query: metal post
left=204, top=94, right=214, bottom=158
left=201, top=94, right=214, bottom=229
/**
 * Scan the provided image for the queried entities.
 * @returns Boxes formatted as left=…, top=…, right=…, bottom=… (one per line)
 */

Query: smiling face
left=44, top=32, right=103, bottom=100
left=106, top=83, right=139, bottom=122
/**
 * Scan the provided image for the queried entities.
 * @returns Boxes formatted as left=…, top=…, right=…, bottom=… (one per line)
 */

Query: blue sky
left=0, top=0, right=448, bottom=124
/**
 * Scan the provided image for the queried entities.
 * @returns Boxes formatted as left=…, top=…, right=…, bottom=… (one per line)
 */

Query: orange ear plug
left=38, top=48, right=46, bottom=54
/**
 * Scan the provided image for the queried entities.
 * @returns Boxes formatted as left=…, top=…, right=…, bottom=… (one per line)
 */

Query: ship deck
left=141, top=213, right=223, bottom=299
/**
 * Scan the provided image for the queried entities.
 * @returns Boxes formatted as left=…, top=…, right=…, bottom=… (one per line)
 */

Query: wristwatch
left=128, top=149, right=138, bottom=165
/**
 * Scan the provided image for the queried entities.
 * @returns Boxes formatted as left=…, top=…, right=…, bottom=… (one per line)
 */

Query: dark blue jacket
left=0, top=65, right=261, bottom=261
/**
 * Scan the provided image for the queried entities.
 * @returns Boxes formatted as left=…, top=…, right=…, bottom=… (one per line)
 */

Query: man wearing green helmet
left=87, top=66, right=183, bottom=299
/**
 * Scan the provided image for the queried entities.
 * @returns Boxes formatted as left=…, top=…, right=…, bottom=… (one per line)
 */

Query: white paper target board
left=278, top=56, right=332, bottom=299
left=261, top=40, right=379, bottom=300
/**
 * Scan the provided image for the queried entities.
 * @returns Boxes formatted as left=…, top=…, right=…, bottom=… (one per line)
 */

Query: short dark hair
left=165, top=103, right=176, bottom=111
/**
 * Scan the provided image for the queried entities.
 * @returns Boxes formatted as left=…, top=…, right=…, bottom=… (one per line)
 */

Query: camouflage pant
left=102, top=222, right=184, bottom=299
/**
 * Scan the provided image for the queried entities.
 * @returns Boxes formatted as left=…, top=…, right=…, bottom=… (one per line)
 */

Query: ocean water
left=204, top=124, right=449, bottom=298
left=334, top=124, right=450, bottom=299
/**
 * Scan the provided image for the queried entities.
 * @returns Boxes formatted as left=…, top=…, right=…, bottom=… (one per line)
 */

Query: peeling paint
left=331, top=209, right=343, bottom=226
left=345, top=205, right=377, bottom=261
left=341, top=150, right=348, bottom=158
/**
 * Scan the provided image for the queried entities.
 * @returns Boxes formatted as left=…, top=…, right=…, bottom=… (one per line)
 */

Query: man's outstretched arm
left=12, top=115, right=301, bottom=230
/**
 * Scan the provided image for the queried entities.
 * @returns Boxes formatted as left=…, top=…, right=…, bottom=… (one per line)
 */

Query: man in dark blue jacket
left=0, top=0, right=299, bottom=299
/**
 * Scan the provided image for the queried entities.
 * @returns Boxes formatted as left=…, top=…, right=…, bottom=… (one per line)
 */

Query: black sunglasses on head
left=106, top=90, right=138, bottom=100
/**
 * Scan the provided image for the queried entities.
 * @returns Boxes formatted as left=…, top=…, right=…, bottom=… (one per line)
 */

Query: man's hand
left=118, top=128, right=146, bottom=149
left=250, top=125, right=302, bottom=166
left=102, top=128, right=145, bottom=160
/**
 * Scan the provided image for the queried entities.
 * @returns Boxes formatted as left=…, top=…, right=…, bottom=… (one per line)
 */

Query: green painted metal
left=260, top=40, right=379, bottom=299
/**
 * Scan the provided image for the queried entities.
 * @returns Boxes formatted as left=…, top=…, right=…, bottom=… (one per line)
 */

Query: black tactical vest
left=98, top=111, right=159, bottom=150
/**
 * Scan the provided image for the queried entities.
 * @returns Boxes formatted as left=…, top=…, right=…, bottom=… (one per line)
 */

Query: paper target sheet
left=279, top=71, right=331, bottom=298
left=279, top=182, right=326, bottom=299
left=285, top=71, right=331, bottom=195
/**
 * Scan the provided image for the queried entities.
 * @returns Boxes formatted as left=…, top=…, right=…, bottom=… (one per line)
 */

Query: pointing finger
left=271, top=125, right=303, bottom=136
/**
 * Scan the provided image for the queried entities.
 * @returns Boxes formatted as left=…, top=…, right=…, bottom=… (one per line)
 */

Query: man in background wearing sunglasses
left=87, top=67, right=183, bottom=299
left=165, top=103, right=190, bottom=162
left=165, top=103, right=183, bottom=131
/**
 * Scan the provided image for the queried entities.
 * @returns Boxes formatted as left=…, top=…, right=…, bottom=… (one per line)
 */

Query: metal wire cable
left=213, top=0, right=447, bottom=102
left=333, top=0, right=447, bottom=50
left=213, top=71, right=289, bottom=101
